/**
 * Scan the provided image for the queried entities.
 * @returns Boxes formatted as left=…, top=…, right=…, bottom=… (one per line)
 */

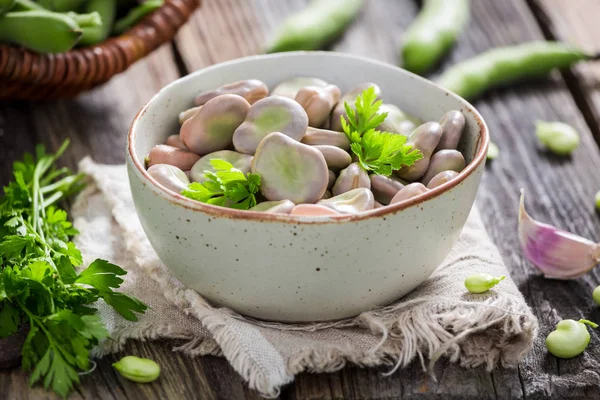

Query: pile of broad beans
left=145, top=78, right=467, bottom=216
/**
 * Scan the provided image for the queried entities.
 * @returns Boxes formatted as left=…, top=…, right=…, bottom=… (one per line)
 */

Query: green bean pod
left=112, top=0, right=163, bottom=35
left=78, top=0, right=116, bottom=46
left=401, top=0, right=470, bottom=75
left=65, top=11, right=102, bottom=28
left=266, top=0, right=364, bottom=53
left=0, top=10, right=82, bottom=53
left=38, top=0, right=86, bottom=12
left=0, top=0, right=15, bottom=16
left=437, top=41, right=593, bottom=100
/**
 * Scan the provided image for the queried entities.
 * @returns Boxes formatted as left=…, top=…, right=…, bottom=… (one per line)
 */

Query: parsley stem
left=41, top=167, right=70, bottom=186
left=40, top=175, right=78, bottom=194
left=42, top=191, right=63, bottom=209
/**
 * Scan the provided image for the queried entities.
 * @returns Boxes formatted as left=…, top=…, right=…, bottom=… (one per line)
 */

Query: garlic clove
left=518, top=189, right=600, bottom=279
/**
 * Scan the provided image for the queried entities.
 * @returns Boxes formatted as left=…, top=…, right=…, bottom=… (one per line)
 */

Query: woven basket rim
left=0, top=0, right=201, bottom=100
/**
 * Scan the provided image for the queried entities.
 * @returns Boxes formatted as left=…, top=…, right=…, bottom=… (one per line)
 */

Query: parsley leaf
left=181, top=159, right=261, bottom=210
left=351, top=130, right=424, bottom=176
left=0, top=140, right=146, bottom=397
left=340, top=87, right=423, bottom=176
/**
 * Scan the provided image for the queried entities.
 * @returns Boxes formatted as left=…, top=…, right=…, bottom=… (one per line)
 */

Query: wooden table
left=2, top=0, right=600, bottom=398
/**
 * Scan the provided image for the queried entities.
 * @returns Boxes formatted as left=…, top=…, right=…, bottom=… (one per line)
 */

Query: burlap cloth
left=74, top=158, right=538, bottom=397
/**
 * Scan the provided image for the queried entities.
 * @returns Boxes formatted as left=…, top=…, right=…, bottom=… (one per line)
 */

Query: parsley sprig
left=0, top=140, right=147, bottom=397
left=340, top=87, right=423, bottom=176
left=181, top=159, right=261, bottom=210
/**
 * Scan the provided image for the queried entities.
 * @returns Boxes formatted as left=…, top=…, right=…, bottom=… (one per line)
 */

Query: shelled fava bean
left=145, top=78, right=469, bottom=216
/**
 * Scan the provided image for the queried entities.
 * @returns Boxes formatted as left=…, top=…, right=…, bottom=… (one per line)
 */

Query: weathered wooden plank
left=529, top=0, right=600, bottom=145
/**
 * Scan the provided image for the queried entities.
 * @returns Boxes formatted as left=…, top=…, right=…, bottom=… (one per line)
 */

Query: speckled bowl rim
left=128, top=51, right=489, bottom=224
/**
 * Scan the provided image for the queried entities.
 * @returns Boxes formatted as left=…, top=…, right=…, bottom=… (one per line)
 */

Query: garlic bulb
left=518, top=189, right=600, bottom=279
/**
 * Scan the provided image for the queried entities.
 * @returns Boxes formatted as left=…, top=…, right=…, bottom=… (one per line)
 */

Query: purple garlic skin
left=295, top=84, right=341, bottom=128
left=190, top=150, right=253, bottom=183
left=390, top=182, right=429, bottom=204
left=519, top=189, right=600, bottom=279
left=194, top=79, right=269, bottom=106
left=395, top=122, right=443, bottom=181
left=271, top=77, right=328, bottom=99
left=435, top=110, right=466, bottom=151
left=249, top=200, right=295, bottom=214
left=421, top=149, right=466, bottom=186
left=251, top=132, right=328, bottom=204
left=147, top=164, right=190, bottom=194
left=147, top=144, right=200, bottom=171
left=331, top=83, right=382, bottom=132
left=180, top=94, right=250, bottom=155
left=301, top=127, right=351, bottom=150
left=318, top=188, right=375, bottom=214
left=233, top=96, right=309, bottom=155
left=332, top=162, right=371, bottom=196
left=370, top=174, right=406, bottom=205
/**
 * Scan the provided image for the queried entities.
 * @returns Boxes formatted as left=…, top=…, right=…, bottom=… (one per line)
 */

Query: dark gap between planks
left=526, top=0, right=600, bottom=147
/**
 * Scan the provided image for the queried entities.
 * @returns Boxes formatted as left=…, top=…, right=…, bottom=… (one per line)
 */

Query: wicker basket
left=0, top=0, right=200, bottom=100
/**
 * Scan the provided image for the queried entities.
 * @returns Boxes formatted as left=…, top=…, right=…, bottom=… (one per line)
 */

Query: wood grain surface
left=1, top=0, right=600, bottom=399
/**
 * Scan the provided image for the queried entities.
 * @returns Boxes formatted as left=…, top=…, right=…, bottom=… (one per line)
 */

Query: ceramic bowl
left=127, top=52, right=489, bottom=322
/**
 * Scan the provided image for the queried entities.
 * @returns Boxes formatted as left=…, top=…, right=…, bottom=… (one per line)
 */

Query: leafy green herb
left=181, top=159, right=261, bottom=210
left=0, top=140, right=147, bottom=397
left=340, top=87, right=422, bottom=176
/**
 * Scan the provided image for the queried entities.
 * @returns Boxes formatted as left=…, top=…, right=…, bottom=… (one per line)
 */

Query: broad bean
left=313, top=145, right=352, bottom=171
left=545, top=319, right=597, bottom=359
left=147, top=164, right=189, bottom=194
left=178, top=106, right=202, bottom=125
left=487, top=141, right=499, bottom=160
left=421, top=149, right=465, bottom=186
left=38, top=0, right=86, bottom=12
left=327, top=170, right=336, bottom=189
left=249, top=199, right=295, bottom=214
left=0, top=0, right=15, bottom=15
left=190, top=150, right=252, bottom=183
left=593, top=285, right=600, bottom=305
left=147, top=144, right=200, bottom=171
left=377, top=104, right=422, bottom=136
left=271, top=77, right=328, bottom=99
left=370, top=174, right=405, bottom=205
left=331, top=162, right=370, bottom=196
left=301, top=127, right=350, bottom=150
left=426, top=170, right=459, bottom=189
left=291, top=204, right=340, bottom=216
left=395, top=122, right=443, bottom=181
left=165, top=134, right=187, bottom=150
left=535, top=121, right=579, bottom=156
left=464, top=273, right=504, bottom=293
left=435, top=110, right=466, bottom=151
left=318, top=188, right=374, bottom=214
left=389, top=182, right=429, bottom=204
left=295, top=84, right=341, bottom=128
left=251, top=132, right=328, bottom=204
left=181, top=94, right=250, bottom=155
left=233, top=96, right=308, bottom=155
left=113, top=356, right=160, bottom=383
left=195, top=79, right=269, bottom=106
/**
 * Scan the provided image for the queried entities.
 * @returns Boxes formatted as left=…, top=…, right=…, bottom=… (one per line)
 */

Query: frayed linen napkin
left=74, top=157, right=538, bottom=397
